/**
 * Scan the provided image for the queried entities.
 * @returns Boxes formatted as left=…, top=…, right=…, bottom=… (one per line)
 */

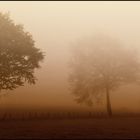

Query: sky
left=0, top=1, right=140, bottom=113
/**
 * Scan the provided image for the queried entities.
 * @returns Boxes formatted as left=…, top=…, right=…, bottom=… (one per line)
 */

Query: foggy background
left=0, top=1, right=140, bottom=113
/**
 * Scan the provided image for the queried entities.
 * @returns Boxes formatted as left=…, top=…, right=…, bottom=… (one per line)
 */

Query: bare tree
left=0, top=12, right=44, bottom=94
left=69, top=35, right=140, bottom=117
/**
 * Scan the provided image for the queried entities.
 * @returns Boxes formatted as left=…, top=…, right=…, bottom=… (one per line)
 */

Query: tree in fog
left=69, top=35, right=140, bottom=117
left=0, top=12, right=44, bottom=95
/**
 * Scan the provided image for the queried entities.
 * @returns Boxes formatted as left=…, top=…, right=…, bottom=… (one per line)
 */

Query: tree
left=69, top=35, right=140, bottom=117
left=0, top=12, right=44, bottom=95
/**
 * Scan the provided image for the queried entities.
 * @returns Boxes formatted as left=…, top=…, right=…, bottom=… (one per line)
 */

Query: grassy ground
left=0, top=117, right=140, bottom=139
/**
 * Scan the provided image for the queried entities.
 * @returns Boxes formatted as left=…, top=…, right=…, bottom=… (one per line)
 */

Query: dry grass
left=0, top=117, right=140, bottom=139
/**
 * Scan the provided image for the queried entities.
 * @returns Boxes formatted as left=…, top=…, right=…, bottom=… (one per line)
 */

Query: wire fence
left=0, top=111, right=108, bottom=121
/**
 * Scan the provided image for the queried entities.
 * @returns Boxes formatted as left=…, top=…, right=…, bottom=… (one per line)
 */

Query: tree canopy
left=69, top=35, right=140, bottom=115
left=0, top=12, right=44, bottom=91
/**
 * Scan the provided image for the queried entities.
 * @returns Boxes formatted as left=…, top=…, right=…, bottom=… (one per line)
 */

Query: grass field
left=0, top=117, right=140, bottom=139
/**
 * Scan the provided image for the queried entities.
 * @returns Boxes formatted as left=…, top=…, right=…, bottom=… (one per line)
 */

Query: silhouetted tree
left=0, top=12, right=44, bottom=93
left=69, top=35, right=140, bottom=117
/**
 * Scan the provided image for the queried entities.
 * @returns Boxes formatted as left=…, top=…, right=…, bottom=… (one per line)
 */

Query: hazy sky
left=1, top=1, right=140, bottom=112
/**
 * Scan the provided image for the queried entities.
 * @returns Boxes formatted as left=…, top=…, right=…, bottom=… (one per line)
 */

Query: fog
left=1, top=1, right=140, bottom=113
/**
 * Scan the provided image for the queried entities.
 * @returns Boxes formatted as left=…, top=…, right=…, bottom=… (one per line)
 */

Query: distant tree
left=69, top=35, right=140, bottom=117
left=0, top=12, right=44, bottom=94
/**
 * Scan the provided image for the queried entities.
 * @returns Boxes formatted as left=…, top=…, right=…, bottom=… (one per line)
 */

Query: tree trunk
left=106, top=87, right=112, bottom=117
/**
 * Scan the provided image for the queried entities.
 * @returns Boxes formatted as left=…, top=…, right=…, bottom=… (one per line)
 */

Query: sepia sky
left=1, top=1, right=140, bottom=112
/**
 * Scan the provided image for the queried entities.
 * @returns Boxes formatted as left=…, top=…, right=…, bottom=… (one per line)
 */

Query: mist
left=1, top=1, right=140, bottom=114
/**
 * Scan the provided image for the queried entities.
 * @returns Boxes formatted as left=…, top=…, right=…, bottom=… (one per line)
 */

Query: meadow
left=0, top=112, right=140, bottom=139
